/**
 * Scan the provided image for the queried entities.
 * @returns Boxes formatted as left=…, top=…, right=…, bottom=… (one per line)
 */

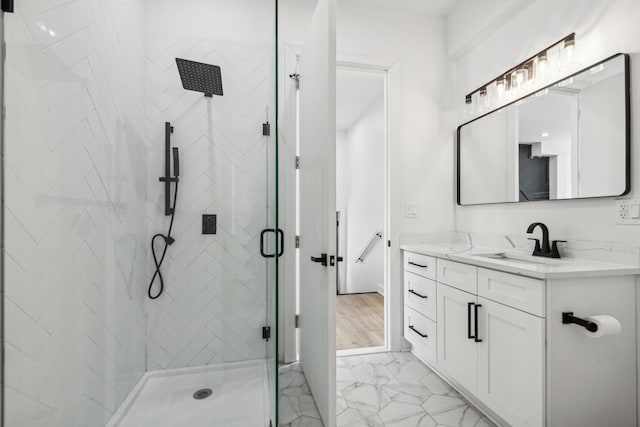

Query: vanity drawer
left=478, top=268, right=545, bottom=317
left=404, top=306, right=437, bottom=365
left=437, top=259, right=477, bottom=294
left=404, top=272, right=437, bottom=321
left=404, top=252, right=436, bottom=280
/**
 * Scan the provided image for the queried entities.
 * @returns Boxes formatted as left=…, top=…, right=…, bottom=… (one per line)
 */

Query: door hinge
left=295, top=235, right=300, bottom=248
left=295, top=156, right=300, bottom=169
left=262, top=121, right=271, bottom=136
left=388, top=240, right=391, bottom=247
left=295, top=314, right=300, bottom=328
left=2, top=0, right=14, bottom=13
left=262, top=326, right=271, bottom=341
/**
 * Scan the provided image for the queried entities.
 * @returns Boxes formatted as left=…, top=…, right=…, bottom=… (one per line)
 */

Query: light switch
left=630, top=204, right=640, bottom=219
left=405, top=203, right=419, bottom=219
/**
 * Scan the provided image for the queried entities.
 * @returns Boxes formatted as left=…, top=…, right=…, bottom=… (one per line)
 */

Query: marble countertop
left=401, top=242, right=640, bottom=280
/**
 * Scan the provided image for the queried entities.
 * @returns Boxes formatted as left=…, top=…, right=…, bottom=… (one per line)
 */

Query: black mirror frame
left=456, top=52, right=630, bottom=206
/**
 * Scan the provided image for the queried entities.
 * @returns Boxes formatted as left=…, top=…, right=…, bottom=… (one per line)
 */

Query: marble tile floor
left=280, top=351, right=496, bottom=427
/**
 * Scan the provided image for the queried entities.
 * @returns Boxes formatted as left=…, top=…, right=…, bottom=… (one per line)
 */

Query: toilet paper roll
left=583, top=315, right=622, bottom=338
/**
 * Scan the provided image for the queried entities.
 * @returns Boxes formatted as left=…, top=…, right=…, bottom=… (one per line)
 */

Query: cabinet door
left=437, top=283, right=478, bottom=394
left=477, top=297, right=544, bottom=427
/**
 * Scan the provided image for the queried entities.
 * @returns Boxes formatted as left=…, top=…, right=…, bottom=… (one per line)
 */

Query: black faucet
left=526, top=222, right=566, bottom=258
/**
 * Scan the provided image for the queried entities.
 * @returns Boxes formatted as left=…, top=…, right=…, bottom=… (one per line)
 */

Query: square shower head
left=175, top=58, right=223, bottom=97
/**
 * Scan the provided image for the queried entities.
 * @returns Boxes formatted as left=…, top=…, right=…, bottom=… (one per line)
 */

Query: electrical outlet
left=616, top=201, right=628, bottom=222
left=615, top=200, right=640, bottom=225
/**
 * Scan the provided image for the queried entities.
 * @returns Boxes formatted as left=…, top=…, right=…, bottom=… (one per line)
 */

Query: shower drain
left=193, top=388, right=213, bottom=400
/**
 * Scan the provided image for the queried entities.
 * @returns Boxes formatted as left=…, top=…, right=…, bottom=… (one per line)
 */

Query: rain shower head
left=175, top=58, right=223, bottom=97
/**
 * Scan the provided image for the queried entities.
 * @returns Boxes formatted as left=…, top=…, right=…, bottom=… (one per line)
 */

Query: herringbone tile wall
left=4, top=0, right=148, bottom=426
left=143, top=22, right=276, bottom=370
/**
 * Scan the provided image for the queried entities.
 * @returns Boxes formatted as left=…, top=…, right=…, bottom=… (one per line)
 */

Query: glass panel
left=3, top=0, right=277, bottom=425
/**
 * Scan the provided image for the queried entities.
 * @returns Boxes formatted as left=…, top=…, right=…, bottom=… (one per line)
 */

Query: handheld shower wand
left=148, top=122, right=180, bottom=299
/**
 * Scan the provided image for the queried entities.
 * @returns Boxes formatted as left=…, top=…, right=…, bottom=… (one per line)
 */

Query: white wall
left=143, top=0, right=276, bottom=369
left=338, top=99, right=385, bottom=294
left=4, top=0, right=147, bottom=425
left=280, top=0, right=455, bottom=351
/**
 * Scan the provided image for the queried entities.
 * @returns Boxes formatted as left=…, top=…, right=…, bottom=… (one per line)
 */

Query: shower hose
left=147, top=181, right=179, bottom=299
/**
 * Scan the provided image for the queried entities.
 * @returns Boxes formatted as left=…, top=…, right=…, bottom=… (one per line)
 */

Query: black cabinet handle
left=409, top=325, right=428, bottom=339
left=474, top=303, right=482, bottom=342
left=409, top=289, right=428, bottom=299
left=408, top=261, right=428, bottom=268
left=467, top=302, right=475, bottom=339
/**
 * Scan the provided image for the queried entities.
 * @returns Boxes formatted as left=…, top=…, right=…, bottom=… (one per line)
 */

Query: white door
left=297, top=0, right=337, bottom=425
left=437, top=284, right=478, bottom=394
left=477, top=297, right=545, bottom=427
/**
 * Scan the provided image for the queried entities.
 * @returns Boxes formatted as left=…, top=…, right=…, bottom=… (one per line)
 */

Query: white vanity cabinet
left=402, top=249, right=637, bottom=427
left=436, top=283, right=478, bottom=394
left=434, top=262, right=544, bottom=427
left=476, top=296, right=544, bottom=427
left=403, top=256, right=438, bottom=365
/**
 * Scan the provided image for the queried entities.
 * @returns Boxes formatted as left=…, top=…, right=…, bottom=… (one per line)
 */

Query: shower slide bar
left=355, top=231, right=383, bottom=264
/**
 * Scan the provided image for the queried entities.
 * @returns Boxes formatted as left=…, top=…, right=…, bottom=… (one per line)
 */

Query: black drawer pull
left=408, top=261, right=428, bottom=268
left=409, top=325, right=428, bottom=338
left=408, top=289, right=428, bottom=299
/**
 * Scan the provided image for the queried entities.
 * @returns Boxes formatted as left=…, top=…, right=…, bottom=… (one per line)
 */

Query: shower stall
left=2, top=0, right=279, bottom=426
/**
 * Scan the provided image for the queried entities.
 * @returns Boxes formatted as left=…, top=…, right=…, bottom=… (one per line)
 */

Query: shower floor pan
left=108, top=360, right=270, bottom=427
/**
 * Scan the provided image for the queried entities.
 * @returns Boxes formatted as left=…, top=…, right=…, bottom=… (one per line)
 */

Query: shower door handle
left=260, top=229, right=284, bottom=258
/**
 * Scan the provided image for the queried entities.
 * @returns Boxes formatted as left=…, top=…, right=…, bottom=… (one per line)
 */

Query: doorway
left=335, top=65, right=388, bottom=352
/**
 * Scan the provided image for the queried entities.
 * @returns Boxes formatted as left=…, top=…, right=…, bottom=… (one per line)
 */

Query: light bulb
left=535, top=51, right=548, bottom=82
left=562, top=34, right=576, bottom=71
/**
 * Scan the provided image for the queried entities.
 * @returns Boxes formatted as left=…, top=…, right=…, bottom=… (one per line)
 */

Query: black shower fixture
left=148, top=122, right=180, bottom=300
left=175, top=58, right=224, bottom=97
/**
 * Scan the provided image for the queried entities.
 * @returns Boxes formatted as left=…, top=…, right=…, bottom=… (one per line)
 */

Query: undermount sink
left=471, top=252, right=563, bottom=267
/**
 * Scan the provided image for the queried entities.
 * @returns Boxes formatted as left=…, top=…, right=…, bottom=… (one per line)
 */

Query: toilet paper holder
left=562, top=312, right=598, bottom=332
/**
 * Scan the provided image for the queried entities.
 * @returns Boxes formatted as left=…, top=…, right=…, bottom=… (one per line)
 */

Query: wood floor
left=336, top=293, right=384, bottom=350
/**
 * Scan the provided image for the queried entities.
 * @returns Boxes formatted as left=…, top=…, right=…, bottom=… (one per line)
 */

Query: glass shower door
left=2, top=0, right=278, bottom=426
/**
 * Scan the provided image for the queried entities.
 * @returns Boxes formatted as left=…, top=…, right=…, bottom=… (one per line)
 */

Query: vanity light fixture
left=464, top=33, right=577, bottom=115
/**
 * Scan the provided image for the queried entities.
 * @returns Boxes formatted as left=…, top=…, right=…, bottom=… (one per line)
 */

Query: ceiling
left=350, top=0, right=462, bottom=16
left=336, top=68, right=385, bottom=131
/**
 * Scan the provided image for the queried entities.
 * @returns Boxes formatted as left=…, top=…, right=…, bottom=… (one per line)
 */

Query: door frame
left=280, top=45, right=394, bottom=361
left=335, top=61, right=390, bottom=355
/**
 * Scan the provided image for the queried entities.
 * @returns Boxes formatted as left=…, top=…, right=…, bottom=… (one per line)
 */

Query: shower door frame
left=0, top=7, right=6, bottom=426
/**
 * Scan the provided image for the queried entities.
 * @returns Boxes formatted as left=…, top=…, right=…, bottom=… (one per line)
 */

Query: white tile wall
left=143, top=24, right=276, bottom=369
left=4, top=0, right=148, bottom=426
